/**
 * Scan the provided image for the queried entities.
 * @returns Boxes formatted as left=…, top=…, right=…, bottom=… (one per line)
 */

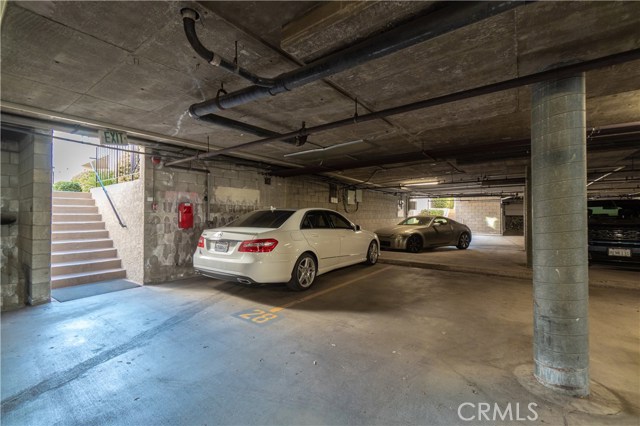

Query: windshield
left=588, top=200, right=640, bottom=223
left=226, top=210, right=294, bottom=228
left=398, top=216, right=433, bottom=226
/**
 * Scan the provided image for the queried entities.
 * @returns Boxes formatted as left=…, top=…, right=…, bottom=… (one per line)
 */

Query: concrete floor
left=380, top=236, right=640, bottom=290
left=2, top=260, right=639, bottom=425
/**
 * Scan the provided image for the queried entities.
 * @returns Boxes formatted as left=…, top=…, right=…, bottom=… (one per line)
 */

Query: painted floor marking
left=269, top=265, right=393, bottom=313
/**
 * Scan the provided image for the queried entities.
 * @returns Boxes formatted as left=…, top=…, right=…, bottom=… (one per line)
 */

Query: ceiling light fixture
left=587, top=166, right=625, bottom=187
left=284, top=139, right=364, bottom=158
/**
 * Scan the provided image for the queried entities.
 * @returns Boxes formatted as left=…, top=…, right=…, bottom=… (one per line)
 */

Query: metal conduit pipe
left=181, top=8, right=275, bottom=88
left=166, top=48, right=640, bottom=167
left=198, top=114, right=302, bottom=145
left=186, top=1, right=524, bottom=116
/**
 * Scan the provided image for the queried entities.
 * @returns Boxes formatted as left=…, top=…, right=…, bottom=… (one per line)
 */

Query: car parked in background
left=193, top=208, right=379, bottom=290
left=588, top=199, right=640, bottom=265
left=375, top=216, right=472, bottom=253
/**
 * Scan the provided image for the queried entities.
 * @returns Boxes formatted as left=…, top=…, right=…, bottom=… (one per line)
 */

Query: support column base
left=515, top=365, right=622, bottom=416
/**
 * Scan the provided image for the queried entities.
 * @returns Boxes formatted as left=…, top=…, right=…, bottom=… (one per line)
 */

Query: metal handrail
left=90, top=161, right=127, bottom=228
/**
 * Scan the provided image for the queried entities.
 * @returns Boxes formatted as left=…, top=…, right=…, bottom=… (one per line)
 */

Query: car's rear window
left=226, top=210, right=294, bottom=228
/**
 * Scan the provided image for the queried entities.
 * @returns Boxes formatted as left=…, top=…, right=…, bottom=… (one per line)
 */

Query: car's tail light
left=197, top=236, right=205, bottom=248
left=238, top=238, right=278, bottom=253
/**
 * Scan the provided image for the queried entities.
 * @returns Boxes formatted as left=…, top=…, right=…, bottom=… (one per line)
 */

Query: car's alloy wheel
left=365, top=241, right=379, bottom=265
left=406, top=235, right=422, bottom=253
left=457, top=233, right=470, bottom=250
left=287, top=254, right=316, bottom=291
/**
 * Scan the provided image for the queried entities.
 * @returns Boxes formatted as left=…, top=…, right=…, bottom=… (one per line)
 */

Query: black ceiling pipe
left=181, top=8, right=275, bottom=88
left=186, top=1, right=524, bottom=117
left=198, top=114, right=302, bottom=145
left=166, top=48, right=640, bottom=167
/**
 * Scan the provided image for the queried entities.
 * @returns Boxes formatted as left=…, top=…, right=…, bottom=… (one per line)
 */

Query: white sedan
left=193, top=208, right=379, bottom=290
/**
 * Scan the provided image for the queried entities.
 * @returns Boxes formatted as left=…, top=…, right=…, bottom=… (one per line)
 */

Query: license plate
left=608, top=248, right=631, bottom=257
left=214, top=241, right=229, bottom=253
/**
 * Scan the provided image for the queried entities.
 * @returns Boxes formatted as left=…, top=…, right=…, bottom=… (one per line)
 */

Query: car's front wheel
left=365, top=241, right=379, bottom=265
left=287, top=253, right=317, bottom=291
left=456, top=232, right=471, bottom=250
left=406, top=235, right=423, bottom=253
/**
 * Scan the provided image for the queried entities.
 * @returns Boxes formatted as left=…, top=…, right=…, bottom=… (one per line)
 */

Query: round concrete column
left=531, top=73, right=589, bottom=396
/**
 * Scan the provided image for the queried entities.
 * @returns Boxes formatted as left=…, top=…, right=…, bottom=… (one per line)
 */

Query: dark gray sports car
left=375, top=216, right=472, bottom=253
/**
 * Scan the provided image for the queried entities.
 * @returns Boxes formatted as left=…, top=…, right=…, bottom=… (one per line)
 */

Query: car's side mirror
left=354, top=224, right=361, bottom=232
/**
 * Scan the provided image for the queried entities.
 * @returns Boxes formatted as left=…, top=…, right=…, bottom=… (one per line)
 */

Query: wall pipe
left=185, top=1, right=524, bottom=116
left=166, top=48, right=640, bottom=167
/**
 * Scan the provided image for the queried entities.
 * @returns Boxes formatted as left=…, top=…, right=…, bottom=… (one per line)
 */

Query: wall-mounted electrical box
left=355, top=189, right=363, bottom=203
left=329, top=183, right=338, bottom=204
left=178, top=202, right=193, bottom=229
left=347, top=190, right=356, bottom=205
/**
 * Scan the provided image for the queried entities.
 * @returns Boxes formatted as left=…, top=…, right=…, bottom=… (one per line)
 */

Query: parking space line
left=269, top=265, right=393, bottom=313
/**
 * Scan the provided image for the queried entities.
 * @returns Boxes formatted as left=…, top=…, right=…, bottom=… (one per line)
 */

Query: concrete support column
left=525, top=165, right=533, bottom=268
left=531, top=73, right=589, bottom=396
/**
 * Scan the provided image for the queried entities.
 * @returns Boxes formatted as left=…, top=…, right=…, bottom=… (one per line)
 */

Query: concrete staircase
left=51, top=191, right=126, bottom=288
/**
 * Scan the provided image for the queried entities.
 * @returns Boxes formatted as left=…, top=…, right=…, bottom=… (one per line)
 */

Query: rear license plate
left=214, top=241, right=229, bottom=253
left=608, top=248, right=631, bottom=257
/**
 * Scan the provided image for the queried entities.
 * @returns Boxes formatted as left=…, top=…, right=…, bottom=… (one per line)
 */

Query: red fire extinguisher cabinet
left=178, top=202, right=193, bottom=229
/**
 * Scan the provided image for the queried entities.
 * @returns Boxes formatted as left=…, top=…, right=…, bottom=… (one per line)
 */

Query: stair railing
left=90, top=162, right=127, bottom=228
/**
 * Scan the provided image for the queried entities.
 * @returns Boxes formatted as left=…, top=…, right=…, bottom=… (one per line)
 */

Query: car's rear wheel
left=456, top=232, right=471, bottom=250
left=287, top=253, right=317, bottom=291
left=365, top=241, right=379, bottom=265
left=406, top=235, right=423, bottom=253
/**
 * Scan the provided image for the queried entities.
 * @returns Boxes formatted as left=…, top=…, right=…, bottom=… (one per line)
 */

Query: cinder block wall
left=91, top=179, right=144, bottom=284
left=452, top=197, right=502, bottom=235
left=142, top=157, right=399, bottom=284
left=1, top=130, right=52, bottom=310
left=1, top=138, right=23, bottom=309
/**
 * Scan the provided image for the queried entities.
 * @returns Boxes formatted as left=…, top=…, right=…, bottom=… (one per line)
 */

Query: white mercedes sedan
left=193, top=208, right=379, bottom=291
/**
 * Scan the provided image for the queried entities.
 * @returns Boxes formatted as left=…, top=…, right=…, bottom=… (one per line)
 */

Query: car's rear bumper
left=194, top=269, right=258, bottom=284
left=193, top=249, right=294, bottom=283
left=588, top=243, right=640, bottom=264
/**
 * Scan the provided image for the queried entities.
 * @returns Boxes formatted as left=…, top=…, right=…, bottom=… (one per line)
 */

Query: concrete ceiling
left=1, top=1, right=639, bottom=197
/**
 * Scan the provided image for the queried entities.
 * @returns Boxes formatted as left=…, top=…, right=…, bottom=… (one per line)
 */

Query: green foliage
left=70, top=170, right=115, bottom=192
left=421, top=209, right=445, bottom=216
left=430, top=198, right=454, bottom=209
left=52, top=181, right=82, bottom=192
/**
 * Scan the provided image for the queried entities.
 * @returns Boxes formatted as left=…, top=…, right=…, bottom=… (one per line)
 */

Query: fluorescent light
left=403, top=181, right=439, bottom=187
left=587, top=166, right=625, bottom=187
left=284, top=139, right=364, bottom=157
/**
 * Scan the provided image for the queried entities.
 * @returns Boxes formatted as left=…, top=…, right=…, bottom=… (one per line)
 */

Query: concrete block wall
left=91, top=180, right=144, bottom=284
left=1, top=139, right=22, bottom=309
left=19, top=133, right=53, bottom=305
left=143, top=157, right=208, bottom=284
left=142, top=156, right=399, bottom=284
left=452, top=197, right=502, bottom=235
left=1, top=130, right=53, bottom=310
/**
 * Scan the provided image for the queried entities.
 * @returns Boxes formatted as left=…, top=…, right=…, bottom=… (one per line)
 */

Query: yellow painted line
left=269, top=265, right=393, bottom=313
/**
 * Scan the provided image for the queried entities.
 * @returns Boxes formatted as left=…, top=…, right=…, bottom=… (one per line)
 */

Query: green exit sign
left=99, top=129, right=128, bottom=145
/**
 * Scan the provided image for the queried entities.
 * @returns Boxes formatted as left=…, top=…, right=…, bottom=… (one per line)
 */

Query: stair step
left=52, top=248, right=118, bottom=263
left=52, top=191, right=92, bottom=199
left=52, top=222, right=105, bottom=232
left=52, top=269, right=127, bottom=289
left=53, top=213, right=102, bottom=223
left=51, top=197, right=95, bottom=206
left=52, top=238, right=113, bottom=252
left=52, top=229, right=109, bottom=241
left=52, top=258, right=122, bottom=276
left=53, top=205, right=99, bottom=214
